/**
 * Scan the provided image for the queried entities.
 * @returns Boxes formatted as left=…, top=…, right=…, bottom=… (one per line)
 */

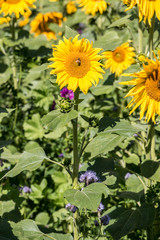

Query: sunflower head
left=123, top=0, right=137, bottom=11
left=103, top=42, right=135, bottom=77
left=77, top=0, right=107, bottom=16
left=30, top=12, right=64, bottom=40
left=66, top=1, right=77, bottom=15
left=0, top=0, right=36, bottom=19
left=48, top=35, right=105, bottom=94
left=120, top=52, right=160, bottom=123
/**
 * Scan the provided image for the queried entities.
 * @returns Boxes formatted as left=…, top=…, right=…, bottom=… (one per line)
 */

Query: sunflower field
left=1, top=0, right=160, bottom=239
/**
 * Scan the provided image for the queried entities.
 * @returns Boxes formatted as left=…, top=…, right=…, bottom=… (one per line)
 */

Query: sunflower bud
left=138, top=53, right=146, bottom=63
left=58, top=97, right=73, bottom=113
left=89, top=116, right=99, bottom=128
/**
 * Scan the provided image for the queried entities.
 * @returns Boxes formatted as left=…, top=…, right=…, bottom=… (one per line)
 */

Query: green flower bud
left=58, top=97, right=73, bottom=113
left=89, top=116, right=99, bottom=128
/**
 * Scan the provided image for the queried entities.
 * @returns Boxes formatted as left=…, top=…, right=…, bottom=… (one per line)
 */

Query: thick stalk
left=138, top=20, right=143, bottom=53
left=72, top=88, right=80, bottom=188
left=72, top=88, right=80, bottom=240
left=10, top=17, right=17, bottom=90
left=148, top=13, right=155, bottom=59
left=146, top=122, right=156, bottom=161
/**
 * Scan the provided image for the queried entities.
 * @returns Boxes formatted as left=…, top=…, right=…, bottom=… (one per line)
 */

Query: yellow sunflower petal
left=48, top=35, right=104, bottom=94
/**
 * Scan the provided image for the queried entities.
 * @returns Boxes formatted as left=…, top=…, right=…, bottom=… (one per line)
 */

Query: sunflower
left=66, top=1, right=77, bottom=15
left=77, top=0, right=107, bottom=16
left=0, top=0, right=36, bottom=19
left=103, top=42, right=135, bottom=77
left=138, top=0, right=160, bottom=26
left=19, top=10, right=31, bottom=27
left=120, top=52, right=160, bottom=123
left=30, top=12, right=64, bottom=40
left=48, top=35, right=105, bottom=94
left=122, top=0, right=137, bottom=11
left=0, top=16, right=10, bottom=24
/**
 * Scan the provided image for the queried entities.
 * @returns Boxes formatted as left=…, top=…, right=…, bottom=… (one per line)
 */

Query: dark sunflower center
left=145, top=68, right=160, bottom=101
left=112, top=48, right=125, bottom=63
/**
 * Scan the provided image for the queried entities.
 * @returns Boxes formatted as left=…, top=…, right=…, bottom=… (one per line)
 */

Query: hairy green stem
left=10, top=17, right=18, bottom=90
left=72, top=88, right=80, bottom=240
left=72, top=88, right=80, bottom=188
left=138, top=20, right=143, bottom=53
left=148, top=13, right=155, bottom=59
left=146, top=122, right=156, bottom=161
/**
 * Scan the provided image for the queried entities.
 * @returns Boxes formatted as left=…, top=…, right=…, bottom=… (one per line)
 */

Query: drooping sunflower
left=138, top=0, right=160, bottom=26
left=66, top=1, right=77, bottom=15
left=77, top=0, right=107, bottom=16
left=120, top=52, right=160, bottom=123
left=103, top=42, right=135, bottom=77
left=19, top=10, right=31, bottom=26
left=48, top=35, right=105, bottom=94
left=0, top=0, right=36, bottom=19
left=30, top=12, right=64, bottom=40
left=122, top=0, right=137, bottom=11
left=0, top=16, right=10, bottom=24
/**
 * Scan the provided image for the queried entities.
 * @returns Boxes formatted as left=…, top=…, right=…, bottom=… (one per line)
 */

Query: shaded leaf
left=65, top=183, right=109, bottom=211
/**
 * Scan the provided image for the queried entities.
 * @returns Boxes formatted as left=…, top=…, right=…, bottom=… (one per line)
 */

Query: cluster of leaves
left=1, top=0, right=160, bottom=240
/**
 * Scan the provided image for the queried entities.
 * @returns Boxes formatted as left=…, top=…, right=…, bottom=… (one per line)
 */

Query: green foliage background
left=0, top=0, right=160, bottom=239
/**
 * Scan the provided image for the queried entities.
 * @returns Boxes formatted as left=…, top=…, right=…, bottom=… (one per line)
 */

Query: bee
left=75, top=58, right=81, bottom=66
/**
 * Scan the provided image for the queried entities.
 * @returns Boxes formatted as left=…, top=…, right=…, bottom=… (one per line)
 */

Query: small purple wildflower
left=98, top=203, right=105, bottom=212
left=65, top=203, right=77, bottom=213
left=51, top=100, right=56, bottom=110
left=125, top=172, right=132, bottom=180
left=79, top=170, right=99, bottom=186
left=22, top=186, right=32, bottom=193
left=58, top=153, right=64, bottom=158
left=60, top=87, right=74, bottom=100
left=94, top=220, right=99, bottom=227
left=133, top=133, right=138, bottom=137
left=100, top=215, right=110, bottom=226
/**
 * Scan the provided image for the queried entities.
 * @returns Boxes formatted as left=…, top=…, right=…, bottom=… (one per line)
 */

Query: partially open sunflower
left=121, top=52, right=160, bottom=123
left=77, top=0, right=107, bottom=16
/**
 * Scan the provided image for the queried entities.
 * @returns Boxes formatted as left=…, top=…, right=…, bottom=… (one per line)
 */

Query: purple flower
left=125, top=172, right=132, bottom=180
left=100, top=215, right=110, bottom=226
left=94, top=220, right=99, bottom=227
left=58, top=153, right=64, bottom=158
left=98, top=203, right=105, bottom=212
left=79, top=170, right=99, bottom=186
left=22, top=186, right=32, bottom=193
left=65, top=203, right=77, bottom=213
left=60, top=88, right=74, bottom=100
left=51, top=100, right=56, bottom=110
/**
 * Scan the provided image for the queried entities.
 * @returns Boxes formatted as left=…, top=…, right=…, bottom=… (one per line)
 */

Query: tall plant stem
left=148, top=13, right=155, bottom=59
left=146, top=122, right=156, bottom=161
left=10, top=17, right=17, bottom=90
left=72, top=88, right=80, bottom=240
left=138, top=20, right=143, bottom=53
left=72, top=88, right=80, bottom=188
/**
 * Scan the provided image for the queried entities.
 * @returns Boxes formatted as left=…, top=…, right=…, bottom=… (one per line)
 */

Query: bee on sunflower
left=48, top=35, right=105, bottom=94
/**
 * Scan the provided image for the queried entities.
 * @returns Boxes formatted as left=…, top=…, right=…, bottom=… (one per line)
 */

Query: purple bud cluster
left=65, top=203, right=77, bottom=213
left=100, top=214, right=110, bottom=225
left=79, top=170, right=99, bottom=186
left=94, top=215, right=110, bottom=226
left=60, top=87, right=74, bottom=100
